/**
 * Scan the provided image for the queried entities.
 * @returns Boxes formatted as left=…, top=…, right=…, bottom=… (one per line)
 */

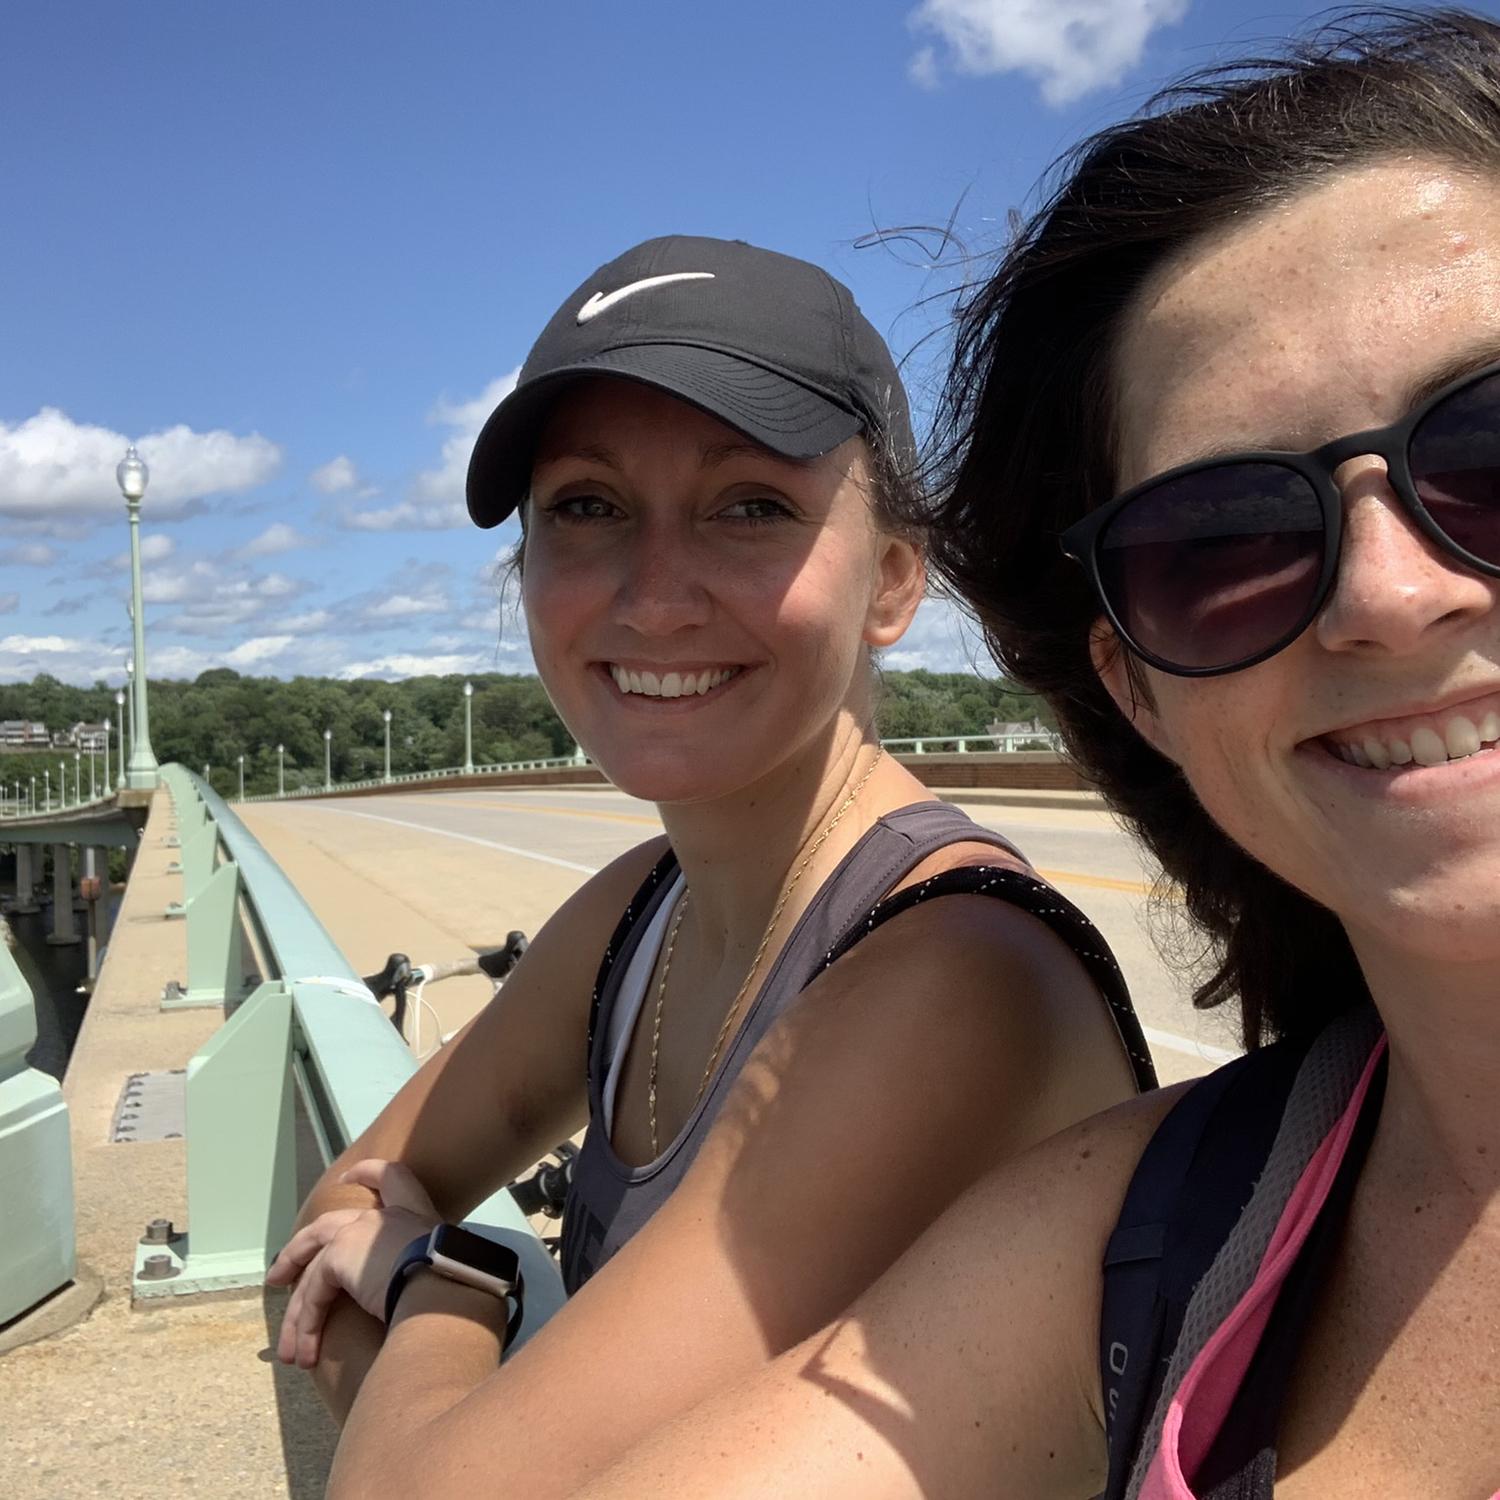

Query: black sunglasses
left=1059, top=360, right=1500, bottom=676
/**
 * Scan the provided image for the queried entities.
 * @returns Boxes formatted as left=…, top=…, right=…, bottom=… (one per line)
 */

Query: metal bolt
left=140, top=1218, right=174, bottom=1245
left=139, top=1254, right=179, bottom=1281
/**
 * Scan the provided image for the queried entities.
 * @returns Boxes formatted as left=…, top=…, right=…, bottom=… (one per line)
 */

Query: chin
left=594, top=751, right=746, bottom=807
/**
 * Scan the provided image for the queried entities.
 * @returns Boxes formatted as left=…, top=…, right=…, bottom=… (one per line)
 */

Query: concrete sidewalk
left=0, top=787, right=337, bottom=1500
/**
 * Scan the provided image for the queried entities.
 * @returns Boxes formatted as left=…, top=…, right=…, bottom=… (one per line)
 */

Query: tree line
left=0, top=668, right=1052, bottom=800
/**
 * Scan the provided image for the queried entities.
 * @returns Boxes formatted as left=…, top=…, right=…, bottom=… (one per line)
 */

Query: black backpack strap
left=815, top=863, right=1158, bottom=1094
left=1098, top=1037, right=1313, bottom=1499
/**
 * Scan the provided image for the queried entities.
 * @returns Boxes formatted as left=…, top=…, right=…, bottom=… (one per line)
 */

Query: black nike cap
left=466, top=234, right=915, bottom=528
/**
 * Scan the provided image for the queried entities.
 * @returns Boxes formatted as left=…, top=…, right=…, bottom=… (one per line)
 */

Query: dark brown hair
left=925, top=8, right=1500, bottom=1049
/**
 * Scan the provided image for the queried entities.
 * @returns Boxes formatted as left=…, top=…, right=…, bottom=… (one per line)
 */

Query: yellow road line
left=1037, top=866, right=1178, bottom=900
left=413, top=796, right=1171, bottom=898
left=438, top=797, right=662, bottom=828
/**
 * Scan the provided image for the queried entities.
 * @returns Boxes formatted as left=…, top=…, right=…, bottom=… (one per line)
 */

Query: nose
left=1314, top=456, right=1496, bottom=656
left=610, top=519, right=713, bottom=637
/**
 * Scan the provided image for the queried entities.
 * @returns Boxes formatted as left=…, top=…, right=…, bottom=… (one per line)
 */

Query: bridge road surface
left=240, top=787, right=1241, bottom=1088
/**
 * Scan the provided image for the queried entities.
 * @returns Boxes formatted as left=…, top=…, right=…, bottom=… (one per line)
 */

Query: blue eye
left=721, top=496, right=792, bottom=524
left=546, top=493, right=619, bottom=522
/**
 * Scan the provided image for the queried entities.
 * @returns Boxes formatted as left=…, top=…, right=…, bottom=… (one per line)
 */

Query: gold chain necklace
left=646, top=747, right=884, bottom=1156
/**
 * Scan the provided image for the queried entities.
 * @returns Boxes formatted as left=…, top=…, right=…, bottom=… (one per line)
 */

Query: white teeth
left=1362, top=738, right=1390, bottom=770
left=1347, top=743, right=1371, bottom=768
left=1410, top=726, right=1448, bottom=767
left=1481, top=711, right=1500, bottom=744
left=1387, top=737, right=1413, bottom=765
left=610, top=665, right=738, bottom=698
left=1444, top=715, right=1481, bottom=759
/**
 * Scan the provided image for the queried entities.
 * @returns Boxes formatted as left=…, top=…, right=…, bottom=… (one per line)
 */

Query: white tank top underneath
left=600, top=871, right=686, bottom=1137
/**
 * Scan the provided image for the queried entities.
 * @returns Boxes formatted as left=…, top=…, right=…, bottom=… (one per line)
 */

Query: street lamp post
left=463, top=681, right=475, bottom=774
left=74, top=750, right=82, bottom=804
left=117, top=447, right=159, bottom=789
left=114, top=689, right=127, bottom=789
left=238, top=754, right=245, bottom=802
left=29, top=775, right=36, bottom=814
left=383, top=709, right=393, bottom=783
left=101, top=717, right=110, bottom=797
left=45, top=768, right=52, bottom=812
left=277, top=744, right=285, bottom=798
left=323, top=728, right=332, bottom=791
left=202, top=764, right=210, bottom=787
left=123, top=658, right=136, bottom=778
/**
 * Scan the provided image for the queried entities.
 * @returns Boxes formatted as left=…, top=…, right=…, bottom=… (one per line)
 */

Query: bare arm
left=274, top=837, right=668, bottom=1415
left=328, top=892, right=1152, bottom=1497
left=574, top=1086, right=1186, bottom=1500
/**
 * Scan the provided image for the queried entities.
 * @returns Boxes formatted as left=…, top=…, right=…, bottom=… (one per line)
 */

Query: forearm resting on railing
left=308, top=1294, right=387, bottom=1421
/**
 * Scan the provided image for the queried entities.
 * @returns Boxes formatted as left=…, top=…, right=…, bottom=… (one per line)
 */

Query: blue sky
left=5, top=0, right=1489, bottom=686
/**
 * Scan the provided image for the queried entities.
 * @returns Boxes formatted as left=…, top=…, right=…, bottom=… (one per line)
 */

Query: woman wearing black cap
left=269, top=235, right=1153, bottom=1495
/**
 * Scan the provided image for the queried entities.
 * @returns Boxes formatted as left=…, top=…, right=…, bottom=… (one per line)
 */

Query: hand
left=266, top=1158, right=439, bottom=1369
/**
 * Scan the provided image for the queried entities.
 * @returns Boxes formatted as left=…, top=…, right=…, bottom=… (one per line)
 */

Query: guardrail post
left=134, top=981, right=295, bottom=1297
left=162, top=860, right=251, bottom=1009
left=0, top=933, right=76, bottom=1322
left=166, top=820, right=218, bottom=917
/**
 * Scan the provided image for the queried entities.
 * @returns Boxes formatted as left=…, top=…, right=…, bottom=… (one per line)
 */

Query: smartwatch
left=384, top=1224, right=524, bottom=1346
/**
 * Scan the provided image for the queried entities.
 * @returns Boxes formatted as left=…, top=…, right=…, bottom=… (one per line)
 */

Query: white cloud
left=879, top=593, right=997, bottom=673
left=141, top=558, right=303, bottom=634
left=0, top=594, right=17, bottom=614
left=0, top=408, right=281, bottom=521
left=225, top=634, right=295, bottom=667
left=283, top=609, right=333, bottom=632
left=338, top=651, right=491, bottom=681
left=238, top=522, right=308, bottom=558
left=0, top=632, right=124, bottom=682
left=0, top=543, right=57, bottom=567
left=339, top=371, right=519, bottom=532
left=365, top=591, right=451, bottom=620
left=908, top=0, right=1190, bottom=104
left=310, top=455, right=359, bottom=494
left=340, top=498, right=467, bottom=532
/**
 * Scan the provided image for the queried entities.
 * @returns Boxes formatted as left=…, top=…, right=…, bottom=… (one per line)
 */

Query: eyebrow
left=1402, top=336, right=1500, bottom=410
left=531, top=443, right=624, bottom=475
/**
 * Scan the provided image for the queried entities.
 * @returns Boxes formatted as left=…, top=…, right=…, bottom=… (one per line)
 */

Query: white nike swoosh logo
left=576, top=272, right=716, bottom=324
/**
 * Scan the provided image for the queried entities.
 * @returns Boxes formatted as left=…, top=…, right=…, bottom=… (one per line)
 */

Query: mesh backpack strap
left=1098, top=1038, right=1311, bottom=1500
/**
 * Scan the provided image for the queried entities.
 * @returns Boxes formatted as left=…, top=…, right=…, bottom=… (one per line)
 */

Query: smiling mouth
left=607, top=664, right=743, bottom=699
left=1321, top=694, right=1500, bottom=770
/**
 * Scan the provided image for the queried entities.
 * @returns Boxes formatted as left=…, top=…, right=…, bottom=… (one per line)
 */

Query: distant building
left=0, top=720, right=50, bottom=748
left=987, top=718, right=1050, bottom=740
left=66, top=722, right=109, bottom=752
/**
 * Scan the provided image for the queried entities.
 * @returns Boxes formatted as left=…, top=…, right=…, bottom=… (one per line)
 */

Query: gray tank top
left=558, top=801, right=1154, bottom=1291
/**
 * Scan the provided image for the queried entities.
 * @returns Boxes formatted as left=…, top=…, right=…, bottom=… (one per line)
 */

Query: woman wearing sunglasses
left=275, top=235, right=1155, bottom=1495
left=543, top=12, right=1500, bottom=1499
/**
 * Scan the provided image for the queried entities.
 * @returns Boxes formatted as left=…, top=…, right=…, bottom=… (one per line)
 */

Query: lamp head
left=116, top=445, right=149, bottom=502
left=464, top=680, right=473, bottom=698
left=383, top=709, right=392, bottom=723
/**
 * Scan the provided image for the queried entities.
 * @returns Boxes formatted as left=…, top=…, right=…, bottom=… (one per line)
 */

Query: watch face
left=430, top=1224, right=521, bottom=1283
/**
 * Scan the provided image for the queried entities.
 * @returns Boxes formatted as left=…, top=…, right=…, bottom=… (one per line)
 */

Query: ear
left=1089, top=617, right=1179, bottom=764
left=863, top=534, right=926, bottom=648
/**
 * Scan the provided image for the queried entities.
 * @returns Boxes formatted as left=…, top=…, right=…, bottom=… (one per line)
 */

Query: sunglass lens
left=1409, top=372, right=1500, bottom=570
left=1097, top=463, right=1326, bottom=672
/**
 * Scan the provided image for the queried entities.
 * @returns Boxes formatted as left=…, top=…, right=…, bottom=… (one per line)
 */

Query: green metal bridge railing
left=0, top=933, right=75, bottom=1326
left=140, top=764, right=565, bottom=1348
